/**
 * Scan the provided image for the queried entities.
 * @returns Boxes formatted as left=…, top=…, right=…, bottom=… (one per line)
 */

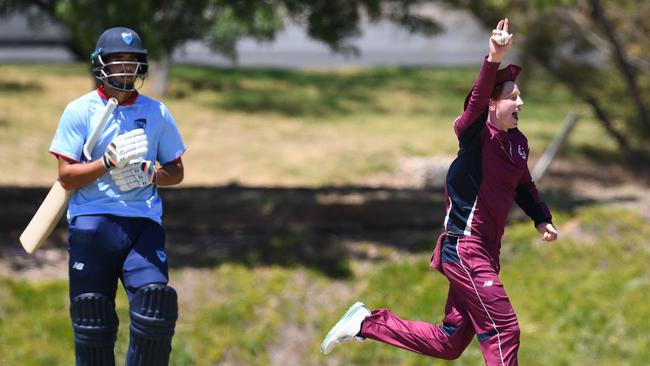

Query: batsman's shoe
left=321, top=301, right=371, bottom=354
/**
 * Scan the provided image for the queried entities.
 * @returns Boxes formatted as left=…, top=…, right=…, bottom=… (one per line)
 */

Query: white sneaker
left=321, top=301, right=371, bottom=354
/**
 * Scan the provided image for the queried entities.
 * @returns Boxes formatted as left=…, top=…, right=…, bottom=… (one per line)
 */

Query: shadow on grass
left=572, top=144, right=650, bottom=173
left=169, top=66, right=472, bottom=118
left=548, top=147, right=650, bottom=188
left=2, top=179, right=641, bottom=278
left=0, top=80, right=42, bottom=93
left=0, top=185, right=446, bottom=278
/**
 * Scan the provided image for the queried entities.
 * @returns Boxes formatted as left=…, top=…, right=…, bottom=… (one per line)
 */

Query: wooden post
left=531, top=113, right=580, bottom=182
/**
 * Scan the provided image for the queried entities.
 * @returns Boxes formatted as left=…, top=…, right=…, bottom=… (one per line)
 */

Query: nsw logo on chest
left=134, top=118, right=147, bottom=129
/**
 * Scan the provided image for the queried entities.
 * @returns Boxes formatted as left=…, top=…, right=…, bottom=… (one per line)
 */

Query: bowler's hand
left=536, top=222, right=558, bottom=242
left=488, top=18, right=513, bottom=63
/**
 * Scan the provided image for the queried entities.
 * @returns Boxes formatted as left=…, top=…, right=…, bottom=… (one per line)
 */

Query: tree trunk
left=535, top=57, right=635, bottom=157
left=148, top=53, right=171, bottom=99
left=582, top=95, right=635, bottom=158
left=588, top=0, right=650, bottom=133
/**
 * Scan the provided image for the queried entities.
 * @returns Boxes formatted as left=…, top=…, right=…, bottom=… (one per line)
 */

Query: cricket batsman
left=48, top=26, right=185, bottom=365
left=321, top=18, right=558, bottom=365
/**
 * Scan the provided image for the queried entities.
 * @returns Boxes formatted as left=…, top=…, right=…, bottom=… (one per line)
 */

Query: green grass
left=0, top=63, right=614, bottom=187
left=0, top=62, right=644, bottom=364
left=1, top=206, right=648, bottom=365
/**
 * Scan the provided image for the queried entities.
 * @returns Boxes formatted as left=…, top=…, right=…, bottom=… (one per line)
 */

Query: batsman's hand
left=110, top=160, right=157, bottom=192
left=102, top=129, right=148, bottom=170
left=488, top=18, right=513, bottom=63
left=536, top=222, right=558, bottom=242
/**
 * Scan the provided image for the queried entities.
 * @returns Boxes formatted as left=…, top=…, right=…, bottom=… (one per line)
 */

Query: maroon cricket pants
left=359, top=233, right=520, bottom=366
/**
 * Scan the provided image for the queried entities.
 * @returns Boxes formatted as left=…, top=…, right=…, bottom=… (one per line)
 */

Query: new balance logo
left=72, top=262, right=85, bottom=271
left=483, top=280, right=493, bottom=287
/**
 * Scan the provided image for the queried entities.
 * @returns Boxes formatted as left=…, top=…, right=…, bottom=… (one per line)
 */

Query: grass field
left=0, top=63, right=614, bottom=187
left=1, top=206, right=649, bottom=365
left=0, top=64, right=647, bottom=365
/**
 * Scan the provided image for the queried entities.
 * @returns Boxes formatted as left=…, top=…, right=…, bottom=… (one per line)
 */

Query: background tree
left=0, top=0, right=441, bottom=97
left=3, top=0, right=645, bottom=158
left=1, top=0, right=212, bottom=97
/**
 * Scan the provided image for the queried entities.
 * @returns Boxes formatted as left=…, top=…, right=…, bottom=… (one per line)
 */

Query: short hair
left=491, top=82, right=506, bottom=100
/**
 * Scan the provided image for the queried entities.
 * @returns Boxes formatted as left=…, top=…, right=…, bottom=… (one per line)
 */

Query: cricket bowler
left=321, top=18, right=558, bottom=366
left=48, top=26, right=185, bottom=365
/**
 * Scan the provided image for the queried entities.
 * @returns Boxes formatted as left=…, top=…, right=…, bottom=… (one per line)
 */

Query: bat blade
left=20, top=97, right=118, bottom=255
left=19, top=181, right=72, bottom=254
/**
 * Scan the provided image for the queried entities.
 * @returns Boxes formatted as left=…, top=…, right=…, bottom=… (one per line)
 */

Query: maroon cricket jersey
left=443, top=57, right=551, bottom=259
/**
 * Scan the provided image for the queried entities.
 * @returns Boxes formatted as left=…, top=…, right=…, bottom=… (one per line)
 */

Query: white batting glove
left=102, top=129, right=148, bottom=170
left=110, top=160, right=158, bottom=192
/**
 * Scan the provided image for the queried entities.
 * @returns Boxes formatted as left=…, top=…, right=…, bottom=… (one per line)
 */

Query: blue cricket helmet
left=91, top=27, right=149, bottom=91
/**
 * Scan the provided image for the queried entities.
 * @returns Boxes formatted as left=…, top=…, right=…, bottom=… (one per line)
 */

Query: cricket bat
left=19, top=97, right=118, bottom=254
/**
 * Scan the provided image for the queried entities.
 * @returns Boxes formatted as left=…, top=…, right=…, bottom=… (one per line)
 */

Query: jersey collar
left=96, top=85, right=139, bottom=106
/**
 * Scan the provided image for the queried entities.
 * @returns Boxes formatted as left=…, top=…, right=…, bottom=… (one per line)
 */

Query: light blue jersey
left=49, top=88, right=185, bottom=224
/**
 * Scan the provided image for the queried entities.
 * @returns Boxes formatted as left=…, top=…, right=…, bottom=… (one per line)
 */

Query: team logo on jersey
left=518, top=145, right=527, bottom=160
left=121, top=32, right=133, bottom=45
left=156, top=249, right=167, bottom=263
left=135, top=118, right=147, bottom=129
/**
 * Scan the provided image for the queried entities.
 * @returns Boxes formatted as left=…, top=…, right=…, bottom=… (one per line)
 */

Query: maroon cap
left=464, top=63, right=522, bottom=110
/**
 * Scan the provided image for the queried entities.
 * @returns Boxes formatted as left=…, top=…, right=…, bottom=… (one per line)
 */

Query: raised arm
left=454, top=19, right=514, bottom=137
